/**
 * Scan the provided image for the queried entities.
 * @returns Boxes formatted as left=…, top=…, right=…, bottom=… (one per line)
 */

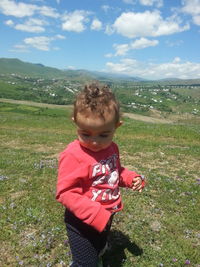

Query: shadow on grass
left=102, top=230, right=143, bottom=267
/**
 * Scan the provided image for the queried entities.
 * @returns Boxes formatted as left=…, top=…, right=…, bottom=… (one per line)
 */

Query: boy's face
left=74, top=111, right=122, bottom=152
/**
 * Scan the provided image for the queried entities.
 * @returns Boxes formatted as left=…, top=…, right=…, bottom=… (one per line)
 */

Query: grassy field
left=0, top=100, right=200, bottom=267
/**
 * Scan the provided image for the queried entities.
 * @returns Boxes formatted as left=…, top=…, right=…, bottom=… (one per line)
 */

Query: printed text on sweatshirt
left=56, top=140, right=140, bottom=232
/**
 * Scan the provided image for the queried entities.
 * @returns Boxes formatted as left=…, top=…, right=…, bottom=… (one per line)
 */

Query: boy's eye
left=100, top=134, right=109, bottom=138
left=81, top=133, right=90, bottom=137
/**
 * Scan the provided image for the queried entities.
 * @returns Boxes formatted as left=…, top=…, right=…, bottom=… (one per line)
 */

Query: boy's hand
left=132, top=176, right=145, bottom=192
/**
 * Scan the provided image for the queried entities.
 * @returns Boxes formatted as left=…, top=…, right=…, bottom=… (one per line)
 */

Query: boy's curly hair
left=73, top=82, right=120, bottom=123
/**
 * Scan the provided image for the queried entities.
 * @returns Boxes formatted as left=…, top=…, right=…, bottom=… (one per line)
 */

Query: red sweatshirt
left=56, top=140, right=141, bottom=232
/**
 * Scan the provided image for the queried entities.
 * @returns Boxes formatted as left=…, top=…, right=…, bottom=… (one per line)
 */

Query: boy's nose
left=92, top=139, right=98, bottom=145
left=89, top=137, right=98, bottom=145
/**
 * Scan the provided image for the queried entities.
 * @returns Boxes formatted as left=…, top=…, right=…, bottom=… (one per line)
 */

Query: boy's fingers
left=132, top=184, right=142, bottom=191
left=133, top=180, right=142, bottom=186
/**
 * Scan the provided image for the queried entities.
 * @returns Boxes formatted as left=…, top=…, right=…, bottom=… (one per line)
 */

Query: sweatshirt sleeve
left=56, top=151, right=111, bottom=232
left=119, top=166, right=141, bottom=188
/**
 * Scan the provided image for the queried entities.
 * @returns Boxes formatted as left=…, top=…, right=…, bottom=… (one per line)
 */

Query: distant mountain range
left=0, top=58, right=144, bottom=82
left=0, top=58, right=67, bottom=79
left=0, top=58, right=200, bottom=84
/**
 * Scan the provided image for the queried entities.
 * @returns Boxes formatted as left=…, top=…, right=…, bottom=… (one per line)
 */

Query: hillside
left=0, top=58, right=67, bottom=79
left=0, top=58, right=200, bottom=117
left=1, top=58, right=200, bottom=84
left=0, top=58, right=143, bottom=82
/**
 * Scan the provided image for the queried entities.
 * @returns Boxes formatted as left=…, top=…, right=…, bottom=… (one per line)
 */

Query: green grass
left=0, top=101, right=200, bottom=267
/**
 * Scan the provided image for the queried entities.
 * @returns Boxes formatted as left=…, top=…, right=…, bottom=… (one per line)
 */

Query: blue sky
left=0, top=0, right=200, bottom=79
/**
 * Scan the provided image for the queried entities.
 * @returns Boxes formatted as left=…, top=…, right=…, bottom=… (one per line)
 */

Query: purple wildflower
left=196, top=233, right=200, bottom=239
left=172, top=258, right=177, bottom=262
left=64, top=239, right=69, bottom=246
left=66, top=251, right=71, bottom=256
left=196, top=179, right=200, bottom=185
left=185, top=259, right=190, bottom=265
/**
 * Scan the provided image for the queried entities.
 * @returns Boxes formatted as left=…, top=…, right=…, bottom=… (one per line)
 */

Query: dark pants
left=64, top=209, right=113, bottom=267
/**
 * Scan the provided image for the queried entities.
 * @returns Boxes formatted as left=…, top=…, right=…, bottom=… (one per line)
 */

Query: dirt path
left=123, top=112, right=173, bottom=124
left=1, top=98, right=173, bottom=124
left=0, top=98, right=72, bottom=109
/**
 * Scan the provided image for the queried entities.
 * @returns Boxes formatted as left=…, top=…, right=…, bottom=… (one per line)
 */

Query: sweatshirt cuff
left=90, top=206, right=111, bottom=232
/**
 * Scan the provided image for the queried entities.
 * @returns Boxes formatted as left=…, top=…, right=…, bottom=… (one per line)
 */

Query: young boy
left=56, top=82, right=145, bottom=266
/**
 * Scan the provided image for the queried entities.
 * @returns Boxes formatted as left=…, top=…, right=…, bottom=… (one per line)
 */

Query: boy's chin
left=80, top=143, right=110, bottom=152
left=88, top=147, right=103, bottom=152
left=85, top=146, right=103, bottom=152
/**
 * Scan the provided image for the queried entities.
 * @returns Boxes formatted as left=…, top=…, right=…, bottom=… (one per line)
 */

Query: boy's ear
left=116, top=121, right=123, bottom=128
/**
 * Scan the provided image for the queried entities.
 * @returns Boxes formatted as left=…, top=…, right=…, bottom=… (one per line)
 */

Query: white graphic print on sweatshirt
left=91, top=154, right=120, bottom=203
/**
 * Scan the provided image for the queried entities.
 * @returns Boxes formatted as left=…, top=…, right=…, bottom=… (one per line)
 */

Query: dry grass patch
left=122, top=151, right=200, bottom=179
left=123, top=112, right=173, bottom=124
left=0, top=242, right=16, bottom=266
left=10, top=190, right=27, bottom=200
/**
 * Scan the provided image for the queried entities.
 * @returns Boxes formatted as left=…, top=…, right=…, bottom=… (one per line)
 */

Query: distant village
left=1, top=73, right=199, bottom=115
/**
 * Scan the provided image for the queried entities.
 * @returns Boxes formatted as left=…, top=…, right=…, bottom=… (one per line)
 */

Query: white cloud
left=0, top=0, right=37, bottom=17
left=55, top=34, right=66, bottom=40
left=12, top=18, right=47, bottom=33
left=122, top=0, right=135, bottom=4
left=123, top=0, right=163, bottom=7
left=105, top=24, right=115, bottom=35
left=62, top=10, right=90, bottom=32
left=104, top=53, right=113, bottom=58
left=173, top=57, right=181, bottom=63
left=4, top=19, right=14, bottom=26
left=22, top=35, right=65, bottom=51
left=113, top=38, right=159, bottom=56
left=67, top=65, right=76, bottom=70
left=101, top=5, right=110, bottom=13
left=91, top=19, right=102, bottom=31
left=24, top=36, right=52, bottom=51
left=10, top=44, right=30, bottom=53
left=106, top=58, right=138, bottom=73
left=193, top=15, right=200, bottom=25
left=131, top=37, right=159, bottom=49
left=139, top=0, right=163, bottom=8
left=105, top=57, right=200, bottom=79
left=181, top=0, right=200, bottom=15
left=113, top=10, right=190, bottom=38
left=39, top=5, right=59, bottom=18
left=0, top=0, right=59, bottom=18
left=181, top=0, right=200, bottom=26
left=165, top=39, right=183, bottom=47
left=5, top=18, right=48, bottom=33
left=15, top=24, right=44, bottom=33
left=114, top=43, right=130, bottom=56
left=30, top=0, right=46, bottom=2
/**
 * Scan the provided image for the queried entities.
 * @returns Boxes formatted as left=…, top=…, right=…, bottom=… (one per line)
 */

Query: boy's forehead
left=76, top=112, right=116, bottom=130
